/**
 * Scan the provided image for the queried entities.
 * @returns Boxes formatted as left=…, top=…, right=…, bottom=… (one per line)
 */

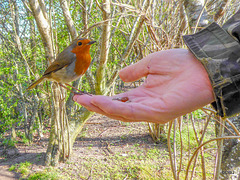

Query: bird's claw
left=74, top=91, right=92, bottom=96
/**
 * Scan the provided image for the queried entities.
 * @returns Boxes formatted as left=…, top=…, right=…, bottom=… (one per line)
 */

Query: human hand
left=73, top=49, right=214, bottom=124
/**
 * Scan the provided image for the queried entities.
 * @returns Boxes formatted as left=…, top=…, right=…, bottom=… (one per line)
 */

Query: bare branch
left=59, top=0, right=78, bottom=39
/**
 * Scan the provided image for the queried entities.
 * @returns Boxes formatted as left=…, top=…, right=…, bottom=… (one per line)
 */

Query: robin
left=27, top=38, right=96, bottom=93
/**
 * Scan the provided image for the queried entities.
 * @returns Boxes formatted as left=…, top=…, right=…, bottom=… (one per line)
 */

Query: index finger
left=119, top=55, right=151, bottom=82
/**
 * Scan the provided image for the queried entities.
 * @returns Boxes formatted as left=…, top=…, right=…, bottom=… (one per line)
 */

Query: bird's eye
left=78, top=42, right=82, bottom=46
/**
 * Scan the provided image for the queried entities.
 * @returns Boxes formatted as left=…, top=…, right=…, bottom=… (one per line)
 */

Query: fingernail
left=72, top=95, right=77, bottom=101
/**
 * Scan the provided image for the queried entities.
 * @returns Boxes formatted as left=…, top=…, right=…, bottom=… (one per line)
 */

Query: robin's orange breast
left=74, top=53, right=91, bottom=76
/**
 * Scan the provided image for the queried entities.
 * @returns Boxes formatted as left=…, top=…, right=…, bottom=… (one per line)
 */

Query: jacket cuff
left=183, top=22, right=240, bottom=117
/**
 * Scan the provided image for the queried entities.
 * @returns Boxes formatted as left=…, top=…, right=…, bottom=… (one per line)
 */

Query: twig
left=173, top=119, right=178, bottom=179
left=177, top=116, right=183, bottom=179
left=224, top=118, right=240, bottom=136
left=193, top=0, right=208, bottom=33
left=167, top=120, right=177, bottom=180
left=214, top=117, right=225, bottom=180
left=185, top=136, right=240, bottom=180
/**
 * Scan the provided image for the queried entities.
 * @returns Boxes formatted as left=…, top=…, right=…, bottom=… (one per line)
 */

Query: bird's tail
left=27, top=76, right=45, bottom=90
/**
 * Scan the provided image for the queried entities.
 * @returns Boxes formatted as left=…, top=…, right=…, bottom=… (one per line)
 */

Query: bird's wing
left=44, top=48, right=76, bottom=75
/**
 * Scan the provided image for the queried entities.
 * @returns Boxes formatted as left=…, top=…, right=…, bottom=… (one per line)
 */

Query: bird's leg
left=59, top=83, right=78, bottom=94
left=65, top=83, right=91, bottom=96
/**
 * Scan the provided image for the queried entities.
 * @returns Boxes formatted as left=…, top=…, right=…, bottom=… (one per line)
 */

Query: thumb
left=119, top=56, right=150, bottom=82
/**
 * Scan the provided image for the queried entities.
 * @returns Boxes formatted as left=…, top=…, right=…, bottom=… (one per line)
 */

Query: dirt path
left=0, top=114, right=166, bottom=179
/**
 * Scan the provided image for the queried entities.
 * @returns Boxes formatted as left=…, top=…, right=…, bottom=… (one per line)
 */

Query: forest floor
left=0, top=83, right=217, bottom=179
left=0, top=113, right=173, bottom=180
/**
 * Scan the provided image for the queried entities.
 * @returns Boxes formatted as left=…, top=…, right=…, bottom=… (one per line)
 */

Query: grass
left=9, top=161, right=32, bottom=178
left=76, top=147, right=170, bottom=179
left=74, top=147, right=215, bottom=180
left=9, top=162, right=67, bottom=180
left=2, top=138, right=17, bottom=147
left=172, top=122, right=214, bottom=151
left=28, top=167, right=66, bottom=180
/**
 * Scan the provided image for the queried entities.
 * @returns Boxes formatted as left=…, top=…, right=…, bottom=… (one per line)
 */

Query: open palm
left=73, top=49, right=214, bottom=124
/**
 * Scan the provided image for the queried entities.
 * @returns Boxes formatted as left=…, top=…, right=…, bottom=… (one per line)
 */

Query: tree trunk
left=28, top=0, right=69, bottom=165
left=95, top=0, right=111, bottom=95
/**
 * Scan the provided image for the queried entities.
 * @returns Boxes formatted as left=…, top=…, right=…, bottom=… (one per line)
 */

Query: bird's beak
left=88, top=41, right=96, bottom=45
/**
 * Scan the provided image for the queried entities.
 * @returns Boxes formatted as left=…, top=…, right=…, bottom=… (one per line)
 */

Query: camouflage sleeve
left=183, top=10, right=240, bottom=118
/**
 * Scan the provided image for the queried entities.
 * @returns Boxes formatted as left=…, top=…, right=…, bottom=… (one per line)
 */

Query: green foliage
left=192, top=109, right=205, bottom=119
left=0, top=58, right=25, bottom=136
left=8, top=165, right=16, bottom=172
left=2, top=138, right=17, bottom=147
left=9, top=161, right=32, bottom=177
left=28, top=167, right=65, bottom=180
left=22, top=134, right=30, bottom=145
